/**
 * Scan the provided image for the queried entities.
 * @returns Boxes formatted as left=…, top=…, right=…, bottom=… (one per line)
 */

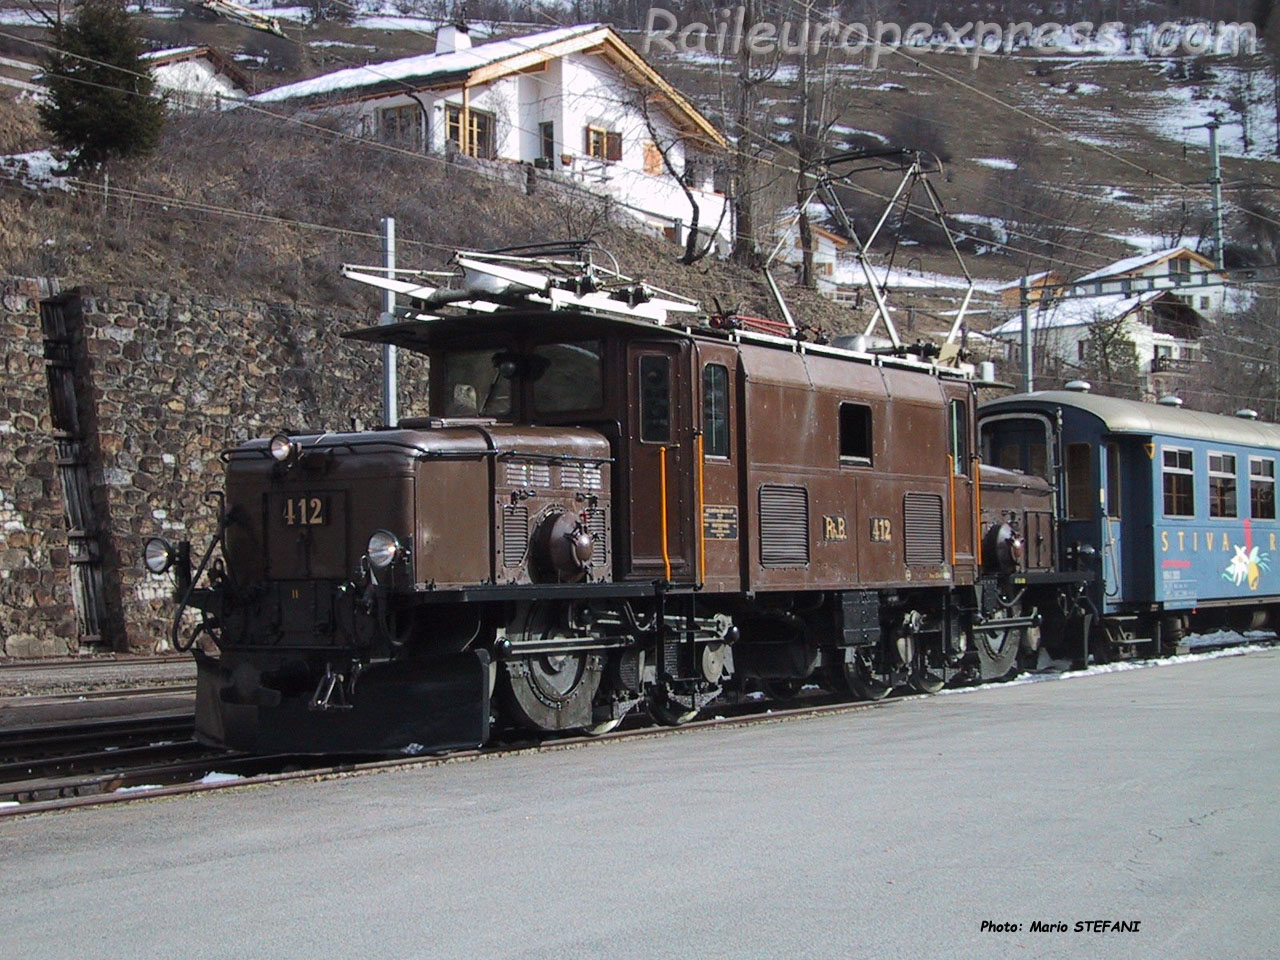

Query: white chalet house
left=142, top=47, right=252, bottom=109
left=773, top=217, right=850, bottom=295
left=988, top=245, right=1226, bottom=397
left=252, top=23, right=729, bottom=251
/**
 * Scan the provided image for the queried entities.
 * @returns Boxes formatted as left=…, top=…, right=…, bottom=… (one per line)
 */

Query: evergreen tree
left=38, top=0, right=165, bottom=170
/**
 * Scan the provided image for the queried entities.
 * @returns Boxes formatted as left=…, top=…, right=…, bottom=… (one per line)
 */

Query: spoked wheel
left=583, top=716, right=623, bottom=736
left=843, top=652, right=891, bottom=701
left=975, top=603, right=1025, bottom=680
left=498, top=603, right=602, bottom=733
left=908, top=667, right=946, bottom=694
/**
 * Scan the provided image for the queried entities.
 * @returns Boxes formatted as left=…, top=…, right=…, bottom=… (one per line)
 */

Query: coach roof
left=981, top=391, right=1280, bottom=448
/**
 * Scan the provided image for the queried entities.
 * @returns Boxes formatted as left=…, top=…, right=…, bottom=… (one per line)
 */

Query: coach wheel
left=843, top=652, right=891, bottom=701
left=908, top=668, right=946, bottom=695
left=975, top=605, right=1023, bottom=680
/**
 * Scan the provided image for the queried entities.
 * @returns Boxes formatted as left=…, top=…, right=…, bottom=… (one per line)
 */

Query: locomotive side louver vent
left=504, top=462, right=551, bottom=488
left=585, top=508, right=607, bottom=556
left=559, top=463, right=603, bottom=490
left=502, top=504, right=529, bottom=568
left=903, top=493, right=945, bottom=565
left=759, top=484, right=809, bottom=567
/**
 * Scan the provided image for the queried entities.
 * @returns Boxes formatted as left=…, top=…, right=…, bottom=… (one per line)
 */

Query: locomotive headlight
left=144, top=537, right=175, bottom=574
left=269, top=433, right=300, bottom=464
left=366, top=530, right=405, bottom=569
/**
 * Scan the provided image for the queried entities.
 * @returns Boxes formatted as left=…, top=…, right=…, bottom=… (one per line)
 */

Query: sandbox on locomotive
left=142, top=247, right=1072, bottom=754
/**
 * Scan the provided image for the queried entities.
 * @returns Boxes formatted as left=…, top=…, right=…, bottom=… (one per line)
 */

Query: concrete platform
left=2, top=649, right=1277, bottom=960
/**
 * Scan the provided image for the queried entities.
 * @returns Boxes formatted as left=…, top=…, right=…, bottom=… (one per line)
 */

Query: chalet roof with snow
left=142, top=45, right=253, bottom=94
left=988, top=291, right=1165, bottom=337
left=251, top=23, right=724, bottom=145
left=1073, top=244, right=1220, bottom=284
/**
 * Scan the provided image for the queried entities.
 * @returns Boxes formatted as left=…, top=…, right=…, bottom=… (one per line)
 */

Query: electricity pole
left=380, top=216, right=397, bottom=427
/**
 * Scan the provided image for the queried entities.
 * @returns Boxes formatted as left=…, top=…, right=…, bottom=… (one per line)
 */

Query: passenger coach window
left=702, top=363, right=729, bottom=458
left=839, top=403, right=872, bottom=465
left=949, top=400, right=969, bottom=475
left=1162, top=448, right=1194, bottom=517
left=1208, top=453, right=1237, bottom=518
left=1250, top=457, right=1275, bottom=519
left=639, top=355, right=671, bottom=442
left=532, top=341, right=603, bottom=413
left=1065, top=443, right=1094, bottom=521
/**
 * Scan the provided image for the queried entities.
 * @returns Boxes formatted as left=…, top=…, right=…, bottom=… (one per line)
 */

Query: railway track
left=2, top=637, right=1274, bottom=819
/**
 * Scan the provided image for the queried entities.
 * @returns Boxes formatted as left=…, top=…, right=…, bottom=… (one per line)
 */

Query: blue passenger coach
left=979, top=388, right=1280, bottom=651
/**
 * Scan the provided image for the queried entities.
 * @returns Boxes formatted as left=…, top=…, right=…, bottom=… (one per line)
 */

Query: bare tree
left=632, top=85, right=728, bottom=265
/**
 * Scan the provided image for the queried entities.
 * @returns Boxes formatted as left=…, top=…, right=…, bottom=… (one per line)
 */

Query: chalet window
left=1199, top=296, right=1210, bottom=309
left=639, top=355, right=671, bottom=443
left=1169, top=257, right=1191, bottom=279
left=1162, top=447, right=1194, bottom=517
left=702, top=364, right=729, bottom=458
left=1251, top=457, right=1276, bottom=519
left=380, top=104, right=422, bottom=150
left=643, top=140, right=663, bottom=176
left=585, top=125, right=622, bottom=162
left=839, top=403, right=872, bottom=465
left=948, top=400, right=969, bottom=476
left=446, top=105, right=494, bottom=159
left=1065, top=443, right=1094, bottom=521
left=539, top=121, right=555, bottom=162
left=1209, top=453, right=1237, bottom=518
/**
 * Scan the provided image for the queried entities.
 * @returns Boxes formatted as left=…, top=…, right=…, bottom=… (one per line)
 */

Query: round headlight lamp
left=144, top=537, right=175, bottom=574
left=366, top=530, right=404, bottom=569
left=269, top=434, right=299, bottom=464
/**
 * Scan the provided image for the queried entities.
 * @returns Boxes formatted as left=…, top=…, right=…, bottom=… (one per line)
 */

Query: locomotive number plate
left=281, top=494, right=329, bottom=526
left=870, top=517, right=891, bottom=542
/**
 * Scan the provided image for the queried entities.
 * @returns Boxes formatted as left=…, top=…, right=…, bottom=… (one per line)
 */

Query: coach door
left=623, top=340, right=696, bottom=582
left=944, top=385, right=977, bottom=580
left=696, top=342, right=744, bottom=592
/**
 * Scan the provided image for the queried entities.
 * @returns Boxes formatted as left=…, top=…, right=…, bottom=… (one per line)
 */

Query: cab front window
left=437, top=340, right=603, bottom=419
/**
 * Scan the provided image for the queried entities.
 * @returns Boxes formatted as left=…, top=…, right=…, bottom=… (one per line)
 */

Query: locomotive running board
left=194, top=650, right=491, bottom=755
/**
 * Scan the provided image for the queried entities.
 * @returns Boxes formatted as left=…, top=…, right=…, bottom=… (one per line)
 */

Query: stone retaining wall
left=0, top=279, right=427, bottom=656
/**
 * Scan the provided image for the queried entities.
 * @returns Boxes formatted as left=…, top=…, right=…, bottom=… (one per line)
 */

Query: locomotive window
left=532, top=341, right=603, bottom=413
left=1208, top=452, right=1237, bottom=518
left=639, top=354, right=671, bottom=443
left=839, top=403, right=873, bottom=465
left=980, top=418, right=1049, bottom=480
left=1162, top=447, right=1194, bottom=517
left=440, top=349, right=513, bottom=417
left=948, top=400, right=969, bottom=476
left=1105, top=443, right=1122, bottom=518
left=1065, top=443, right=1094, bottom=521
left=702, top=363, right=730, bottom=458
left=1251, top=457, right=1276, bottom=519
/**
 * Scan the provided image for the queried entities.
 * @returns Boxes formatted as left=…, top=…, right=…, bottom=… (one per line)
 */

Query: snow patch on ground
left=199, top=771, right=244, bottom=784
left=973, top=157, right=1018, bottom=170
left=1136, top=66, right=1279, bottom=160
left=0, top=150, right=71, bottom=192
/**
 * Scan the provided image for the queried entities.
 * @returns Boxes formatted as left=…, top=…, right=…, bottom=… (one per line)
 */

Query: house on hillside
left=773, top=217, right=850, bottom=294
left=988, top=245, right=1228, bottom=397
left=987, top=283, right=1207, bottom=397
left=995, top=270, right=1064, bottom=308
left=142, top=47, right=252, bottom=108
left=1072, top=245, right=1227, bottom=316
left=251, top=23, right=729, bottom=252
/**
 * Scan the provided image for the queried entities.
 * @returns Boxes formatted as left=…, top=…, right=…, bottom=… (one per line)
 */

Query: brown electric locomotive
left=144, top=247, right=1063, bottom=754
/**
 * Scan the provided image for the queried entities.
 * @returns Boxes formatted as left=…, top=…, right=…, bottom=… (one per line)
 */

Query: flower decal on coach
left=1223, top=520, right=1270, bottom=590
